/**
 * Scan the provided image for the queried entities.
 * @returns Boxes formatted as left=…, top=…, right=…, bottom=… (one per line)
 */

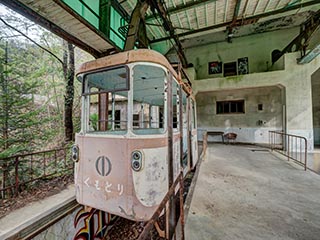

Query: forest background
left=0, top=5, right=93, bottom=159
left=0, top=5, right=94, bottom=205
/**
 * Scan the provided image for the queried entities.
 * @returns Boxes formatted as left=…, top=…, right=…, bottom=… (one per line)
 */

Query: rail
left=269, top=131, right=307, bottom=171
left=0, top=147, right=73, bottom=198
left=138, top=172, right=185, bottom=240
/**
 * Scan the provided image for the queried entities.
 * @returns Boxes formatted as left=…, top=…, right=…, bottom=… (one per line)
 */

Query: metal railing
left=138, top=172, right=185, bottom=240
left=269, top=131, right=307, bottom=171
left=0, top=147, right=73, bottom=198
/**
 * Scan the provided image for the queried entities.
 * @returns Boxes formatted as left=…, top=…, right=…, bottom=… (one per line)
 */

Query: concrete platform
left=0, top=185, right=76, bottom=239
left=185, top=144, right=320, bottom=240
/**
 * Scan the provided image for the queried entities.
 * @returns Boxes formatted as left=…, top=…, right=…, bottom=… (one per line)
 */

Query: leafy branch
left=0, top=17, right=63, bottom=65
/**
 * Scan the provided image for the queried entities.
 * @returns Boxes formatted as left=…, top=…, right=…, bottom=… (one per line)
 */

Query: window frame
left=80, top=65, right=130, bottom=134
left=81, top=65, right=130, bottom=96
left=131, top=63, right=168, bottom=134
left=216, top=100, right=245, bottom=114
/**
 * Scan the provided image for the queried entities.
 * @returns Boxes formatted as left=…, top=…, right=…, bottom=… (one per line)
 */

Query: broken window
left=216, top=100, right=245, bottom=114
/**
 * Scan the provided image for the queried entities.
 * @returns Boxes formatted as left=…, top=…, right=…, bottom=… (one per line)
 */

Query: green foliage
left=0, top=8, right=92, bottom=155
left=89, top=113, right=99, bottom=131
left=0, top=41, right=51, bottom=156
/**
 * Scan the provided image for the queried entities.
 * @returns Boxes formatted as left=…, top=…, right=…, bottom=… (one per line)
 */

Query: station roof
left=1, top=0, right=319, bottom=59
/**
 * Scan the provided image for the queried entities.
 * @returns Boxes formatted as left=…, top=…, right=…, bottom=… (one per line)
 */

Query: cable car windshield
left=84, top=66, right=129, bottom=94
left=132, top=64, right=166, bottom=134
left=83, top=66, right=129, bottom=133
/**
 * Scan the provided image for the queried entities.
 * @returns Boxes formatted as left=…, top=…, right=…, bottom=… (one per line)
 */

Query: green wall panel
left=62, top=0, right=99, bottom=28
left=110, top=6, right=125, bottom=49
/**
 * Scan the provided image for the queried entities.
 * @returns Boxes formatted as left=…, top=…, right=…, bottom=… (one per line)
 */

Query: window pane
left=88, top=91, right=128, bottom=132
left=84, top=67, right=129, bottom=133
left=216, top=100, right=245, bottom=114
left=85, top=67, right=128, bottom=93
left=173, top=80, right=179, bottom=129
left=132, top=65, right=166, bottom=134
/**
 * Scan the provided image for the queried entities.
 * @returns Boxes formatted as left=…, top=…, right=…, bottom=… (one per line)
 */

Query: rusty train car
left=72, top=49, right=198, bottom=221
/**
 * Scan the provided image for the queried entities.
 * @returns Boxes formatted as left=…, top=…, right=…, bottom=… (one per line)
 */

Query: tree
left=0, top=40, right=48, bottom=156
left=63, top=41, right=75, bottom=142
left=0, top=11, right=77, bottom=143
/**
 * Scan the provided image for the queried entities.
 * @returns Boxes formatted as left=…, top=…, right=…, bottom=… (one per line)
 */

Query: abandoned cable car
left=72, top=49, right=198, bottom=221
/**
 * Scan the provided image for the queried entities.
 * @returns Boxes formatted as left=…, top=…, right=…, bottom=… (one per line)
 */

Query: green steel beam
left=0, top=0, right=103, bottom=57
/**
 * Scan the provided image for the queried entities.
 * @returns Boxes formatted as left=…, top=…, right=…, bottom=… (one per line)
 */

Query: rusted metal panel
left=77, top=49, right=182, bottom=84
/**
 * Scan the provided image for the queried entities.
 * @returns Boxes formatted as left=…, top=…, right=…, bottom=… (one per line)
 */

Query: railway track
left=1, top=169, right=195, bottom=240
left=103, top=170, right=195, bottom=240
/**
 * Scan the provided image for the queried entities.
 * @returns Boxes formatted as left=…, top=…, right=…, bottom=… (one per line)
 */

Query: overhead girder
left=272, top=10, right=320, bottom=64
left=124, top=0, right=188, bottom=67
left=124, top=0, right=150, bottom=50
left=150, top=0, right=320, bottom=43
left=227, top=0, right=242, bottom=42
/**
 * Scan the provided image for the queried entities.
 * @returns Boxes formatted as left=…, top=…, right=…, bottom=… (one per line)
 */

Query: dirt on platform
left=0, top=174, right=73, bottom=219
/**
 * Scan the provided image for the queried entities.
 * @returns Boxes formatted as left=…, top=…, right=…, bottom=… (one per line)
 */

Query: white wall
left=185, top=28, right=299, bottom=79
left=197, top=86, right=283, bottom=144
left=312, top=68, right=320, bottom=145
left=192, top=52, right=320, bottom=151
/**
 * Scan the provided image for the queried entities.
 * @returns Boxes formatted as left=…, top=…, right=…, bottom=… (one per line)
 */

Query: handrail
left=0, top=147, right=68, bottom=160
left=269, top=131, right=307, bottom=171
left=0, top=147, right=73, bottom=198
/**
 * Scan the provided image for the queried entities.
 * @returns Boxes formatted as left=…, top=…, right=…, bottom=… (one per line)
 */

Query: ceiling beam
left=227, top=0, right=242, bottom=42
left=149, top=0, right=188, bottom=67
left=150, top=0, right=320, bottom=43
left=231, top=0, right=242, bottom=24
left=145, top=0, right=217, bottom=21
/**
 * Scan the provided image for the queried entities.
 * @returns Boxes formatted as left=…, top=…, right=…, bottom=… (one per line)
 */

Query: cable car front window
left=132, top=65, right=166, bottom=134
left=83, top=66, right=129, bottom=133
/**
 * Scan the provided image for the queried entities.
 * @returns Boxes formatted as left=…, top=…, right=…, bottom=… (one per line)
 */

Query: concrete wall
left=312, top=68, right=320, bottom=145
left=33, top=206, right=81, bottom=240
left=185, top=28, right=299, bottom=80
left=192, top=52, right=320, bottom=151
left=197, top=87, right=283, bottom=143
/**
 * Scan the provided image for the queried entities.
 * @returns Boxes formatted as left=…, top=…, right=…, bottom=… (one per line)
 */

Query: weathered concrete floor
left=185, top=144, right=320, bottom=240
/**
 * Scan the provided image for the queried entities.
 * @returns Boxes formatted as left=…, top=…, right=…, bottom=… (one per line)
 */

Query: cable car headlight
left=131, top=150, right=143, bottom=171
left=71, top=145, right=79, bottom=162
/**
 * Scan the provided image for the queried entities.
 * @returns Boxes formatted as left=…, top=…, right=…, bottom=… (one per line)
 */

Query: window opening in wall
left=223, top=62, right=237, bottom=77
left=217, top=100, right=245, bottom=114
left=172, top=79, right=179, bottom=130
left=133, top=114, right=140, bottom=128
left=108, top=110, right=121, bottom=128
left=258, top=104, right=263, bottom=111
left=182, top=92, right=188, bottom=168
